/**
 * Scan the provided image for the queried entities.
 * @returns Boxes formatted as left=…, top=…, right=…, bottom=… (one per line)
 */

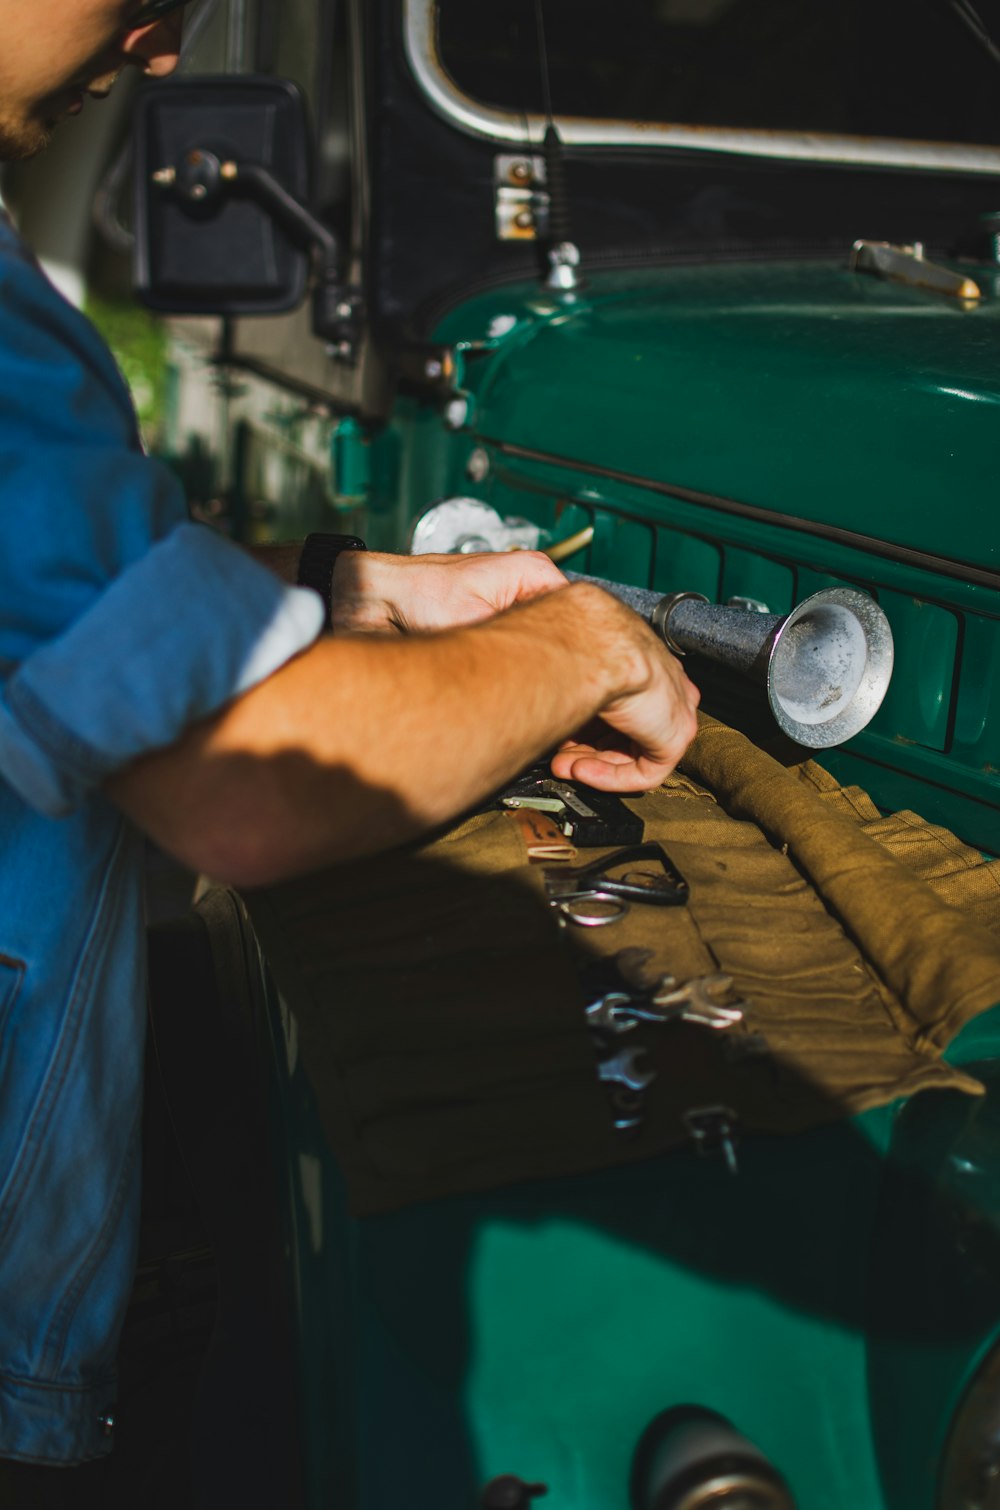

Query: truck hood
left=438, top=262, right=1000, bottom=575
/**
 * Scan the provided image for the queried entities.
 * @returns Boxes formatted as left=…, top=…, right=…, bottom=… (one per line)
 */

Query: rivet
left=444, top=396, right=469, bottom=430
left=487, top=314, right=518, bottom=340
left=466, top=447, right=490, bottom=482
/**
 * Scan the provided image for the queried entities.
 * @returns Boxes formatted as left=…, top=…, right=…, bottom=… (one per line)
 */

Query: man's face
left=0, top=0, right=184, bottom=160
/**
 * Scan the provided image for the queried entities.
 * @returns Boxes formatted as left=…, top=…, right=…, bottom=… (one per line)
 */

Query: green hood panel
left=438, top=263, right=1000, bottom=573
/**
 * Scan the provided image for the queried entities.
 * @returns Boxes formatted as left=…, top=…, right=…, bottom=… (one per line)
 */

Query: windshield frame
left=404, top=0, right=1000, bottom=176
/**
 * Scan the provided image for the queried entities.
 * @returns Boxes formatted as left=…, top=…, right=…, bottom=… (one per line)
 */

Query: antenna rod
left=532, top=0, right=582, bottom=291
left=533, top=0, right=555, bottom=128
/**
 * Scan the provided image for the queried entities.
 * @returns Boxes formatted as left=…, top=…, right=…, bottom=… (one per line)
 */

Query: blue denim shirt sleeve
left=0, top=215, right=323, bottom=817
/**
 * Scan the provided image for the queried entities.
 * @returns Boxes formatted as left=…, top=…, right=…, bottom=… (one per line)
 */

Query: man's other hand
left=549, top=585, right=701, bottom=793
left=330, top=550, right=566, bottom=634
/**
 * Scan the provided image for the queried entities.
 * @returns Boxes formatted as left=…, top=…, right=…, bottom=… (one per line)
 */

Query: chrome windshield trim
left=404, top=0, right=1000, bottom=176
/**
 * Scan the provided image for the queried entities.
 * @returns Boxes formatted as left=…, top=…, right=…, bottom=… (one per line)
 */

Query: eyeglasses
left=127, top=0, right=190, bottom=29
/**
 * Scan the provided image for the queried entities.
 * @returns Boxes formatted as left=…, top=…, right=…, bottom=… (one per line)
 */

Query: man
left=0, top=0, right=699, bottom=1491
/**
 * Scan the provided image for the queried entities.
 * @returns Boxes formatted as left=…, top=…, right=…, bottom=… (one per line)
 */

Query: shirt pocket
left=0, top=954, right=25, bottom=1039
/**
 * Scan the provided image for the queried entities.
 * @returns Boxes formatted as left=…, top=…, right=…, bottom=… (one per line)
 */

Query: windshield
left=436, top=0, right=1000, bottom=148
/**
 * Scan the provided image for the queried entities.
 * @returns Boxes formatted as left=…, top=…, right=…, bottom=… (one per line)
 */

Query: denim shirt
left=0, top=214, right=322, bottom=1463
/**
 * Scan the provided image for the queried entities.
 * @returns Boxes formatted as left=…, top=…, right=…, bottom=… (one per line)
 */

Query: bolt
left=335, top=301, right=353, bottom=320
left=466, top=447, right=490, bottom=483
left=444, top=396, right=469, bottom=430
left=487, top=314, right=517, bottom=340
left=545, top=241, right=582, bottom=292
left=424, top=358, right=443, bottom=380
left=509, top=160, right=533, bottom=184
left=190, top=184, right=208, bottom=201
left=514, top=210, right=534, bottom=231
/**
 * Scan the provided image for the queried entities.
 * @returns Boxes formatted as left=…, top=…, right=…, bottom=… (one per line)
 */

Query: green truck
left=129, top=3, right=1000, bottom=1506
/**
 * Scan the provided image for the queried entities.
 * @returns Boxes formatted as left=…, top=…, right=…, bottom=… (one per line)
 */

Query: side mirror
left=132, top=75, right=357, bottom=346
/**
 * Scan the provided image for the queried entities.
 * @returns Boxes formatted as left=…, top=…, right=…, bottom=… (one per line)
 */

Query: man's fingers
left=351, top=550, right=569, bottom=632
left=553, top=741, right=635, bottom=767
left=471, top=551, right=567, bottom=612
left=550, top=747, right=673, bottom=792
left=551, top=664, right=700, bottom=791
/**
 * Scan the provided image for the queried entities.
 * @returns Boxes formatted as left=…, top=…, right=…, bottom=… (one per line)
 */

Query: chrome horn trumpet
left=567, top=575, right=894, bottom=749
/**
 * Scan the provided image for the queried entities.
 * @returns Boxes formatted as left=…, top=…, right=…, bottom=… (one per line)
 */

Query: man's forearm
left=105, top=579, right=622, bottom=881
left=108, top=582, right=662, bottom=886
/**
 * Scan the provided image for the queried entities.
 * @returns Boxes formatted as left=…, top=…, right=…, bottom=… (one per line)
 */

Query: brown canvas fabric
left=243, top=715, right=1000, bottom=1214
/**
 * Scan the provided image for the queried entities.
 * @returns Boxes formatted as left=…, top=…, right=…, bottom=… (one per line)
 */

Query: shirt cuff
left=0, top=523, right=324, bottom=816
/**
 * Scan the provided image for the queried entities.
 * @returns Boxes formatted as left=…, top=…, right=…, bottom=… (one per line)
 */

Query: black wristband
left=296, top=533, right=366, bottom=628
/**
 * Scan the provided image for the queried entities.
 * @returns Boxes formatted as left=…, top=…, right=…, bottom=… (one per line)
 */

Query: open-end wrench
left=597, top=1045, right=656, bottom=1092
left=652, top=972, right=749, bottom=1027
left=617, top=972, right=748, bottom=1030
left=584, top=991, right=642, bottom=1036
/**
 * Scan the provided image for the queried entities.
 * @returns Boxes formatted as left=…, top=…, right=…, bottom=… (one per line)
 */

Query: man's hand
left=330, top=550, right=567, bottom=633
left=550, top=585, right=701, bottom=793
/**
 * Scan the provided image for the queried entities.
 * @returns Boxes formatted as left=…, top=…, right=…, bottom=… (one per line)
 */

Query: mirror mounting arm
left=153, top=149, right=362, bottom=356
left=229, top=162, right=361, bottom=355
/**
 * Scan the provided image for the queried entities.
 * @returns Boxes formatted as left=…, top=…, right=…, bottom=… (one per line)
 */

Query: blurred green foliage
left=85, top=293, right=168, bottom=447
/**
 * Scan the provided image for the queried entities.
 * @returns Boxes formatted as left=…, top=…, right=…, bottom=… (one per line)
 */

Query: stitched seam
left=0, top=955, right=25, bottom=1038
left=0, top=822, right=126, bottom=1241
left=6, top=679, right=109, bottom=781
left=896, top=808, right=1000, bottom=885
left=40, top=1096, right=141, bottom=1378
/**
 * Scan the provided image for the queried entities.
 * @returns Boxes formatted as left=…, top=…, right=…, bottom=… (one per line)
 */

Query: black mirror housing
left=132, top=75, right=312, bottom=317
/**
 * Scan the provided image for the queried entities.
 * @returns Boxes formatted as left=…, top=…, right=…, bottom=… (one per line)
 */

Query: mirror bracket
left=151, top=148, right=362, bottom=359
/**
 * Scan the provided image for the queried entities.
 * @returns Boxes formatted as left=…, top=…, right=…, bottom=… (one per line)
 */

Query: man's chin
left=0, top=118, right=57, bottom=163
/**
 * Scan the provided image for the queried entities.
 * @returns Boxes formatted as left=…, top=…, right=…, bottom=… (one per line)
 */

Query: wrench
left=597, top=1045, right=655, bottom=1092
left=633, top=972, right=749, bottom=1029
left=584, top=991, right=642, bottom=1036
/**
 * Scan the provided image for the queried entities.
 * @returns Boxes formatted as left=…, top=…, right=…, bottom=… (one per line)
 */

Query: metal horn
left=566, top=575, right=894, bottom=749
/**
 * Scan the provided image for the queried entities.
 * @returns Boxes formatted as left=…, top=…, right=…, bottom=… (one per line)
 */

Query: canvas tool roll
left=243, top=714, right=1000, bottom=1215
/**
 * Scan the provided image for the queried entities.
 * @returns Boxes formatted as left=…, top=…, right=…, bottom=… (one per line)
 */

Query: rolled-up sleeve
left=0, top=523, right=323, bottom=815
left=0, top=217, right=323, bottom=817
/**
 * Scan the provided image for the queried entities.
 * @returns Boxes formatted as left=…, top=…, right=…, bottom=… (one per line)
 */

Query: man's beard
left=0, top=110, right=57, bottom=163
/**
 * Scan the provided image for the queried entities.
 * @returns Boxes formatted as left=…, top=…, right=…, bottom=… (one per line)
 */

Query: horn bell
left=766, top=588, right=894, bottom=748
left=662, top=588, right=894, bottom=749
